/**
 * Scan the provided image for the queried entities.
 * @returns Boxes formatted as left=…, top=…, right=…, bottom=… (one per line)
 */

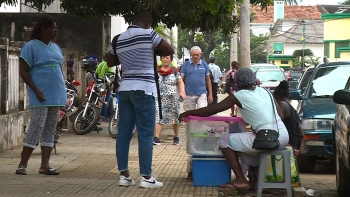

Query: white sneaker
left=119, top=175, right=136, bottom=186
left=140, top=176, right=163, bottom=188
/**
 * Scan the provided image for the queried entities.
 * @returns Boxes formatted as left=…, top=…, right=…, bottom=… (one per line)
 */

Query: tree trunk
left=230, top=7, right=238, bottom=63
left=239, top=0, right=251, bottom=68
left=102, top=17, right=111, bottom=59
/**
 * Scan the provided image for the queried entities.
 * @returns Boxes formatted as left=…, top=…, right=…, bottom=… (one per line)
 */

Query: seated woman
left=273, top=80, right=304, bottom=155
left=179, top=68, right=289, bottom=189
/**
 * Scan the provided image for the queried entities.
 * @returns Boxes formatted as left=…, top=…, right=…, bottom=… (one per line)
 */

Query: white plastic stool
left=256, top=150, right=292, bottom=197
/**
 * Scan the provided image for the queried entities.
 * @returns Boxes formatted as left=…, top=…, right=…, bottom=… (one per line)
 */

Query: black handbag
left=252, top=88, right=280, bottom=150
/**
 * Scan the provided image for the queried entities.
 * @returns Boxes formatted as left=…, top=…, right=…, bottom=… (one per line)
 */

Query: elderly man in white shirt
left=208, top=57, right=222, bottom=105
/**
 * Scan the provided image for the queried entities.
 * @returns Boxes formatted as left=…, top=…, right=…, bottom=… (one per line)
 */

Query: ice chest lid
left=184, top=115, right=244, bottom=122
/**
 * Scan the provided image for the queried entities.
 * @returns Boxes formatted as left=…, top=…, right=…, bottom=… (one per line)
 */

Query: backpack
left=111, top=34, right=121, bottom=65
left=209, top=68, right=214, bottom=82
left=225, top=70, right=238, bottom=93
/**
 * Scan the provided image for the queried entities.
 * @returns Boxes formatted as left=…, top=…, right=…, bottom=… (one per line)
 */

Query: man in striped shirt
left=107, top=10, right=174, bottom=189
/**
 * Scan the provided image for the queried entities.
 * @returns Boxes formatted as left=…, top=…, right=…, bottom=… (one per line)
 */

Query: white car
left=255, top=68, right=286, bottom=92
left=251, top=63, right=284, bottom=72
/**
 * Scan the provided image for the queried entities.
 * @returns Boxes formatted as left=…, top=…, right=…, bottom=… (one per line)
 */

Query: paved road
left=0, top=93, right=338, bottom=197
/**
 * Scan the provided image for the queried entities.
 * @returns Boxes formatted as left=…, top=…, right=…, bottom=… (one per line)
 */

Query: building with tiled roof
left=251, top=5, right=322, bottom=24
left=250, top=0, right=325, bottom=67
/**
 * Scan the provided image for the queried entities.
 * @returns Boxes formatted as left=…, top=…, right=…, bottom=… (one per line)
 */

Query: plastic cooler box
left=185, top=116, right=246, bottom=157
left=192, top=157, right=232, bottom=186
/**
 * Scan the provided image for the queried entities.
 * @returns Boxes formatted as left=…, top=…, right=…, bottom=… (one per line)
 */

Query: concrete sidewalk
left=0, top=94, right=305, bottom=197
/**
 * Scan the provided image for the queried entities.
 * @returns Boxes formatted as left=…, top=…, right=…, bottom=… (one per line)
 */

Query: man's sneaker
left=140, top=176, right=163, bottom=188
left=119, top=175, right=136, bottom=186
left=173, top=137, right=180, bottom=145
left=153, top=137, right=161, bottom=145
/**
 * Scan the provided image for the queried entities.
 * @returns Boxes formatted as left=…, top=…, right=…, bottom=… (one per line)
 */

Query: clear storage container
left=185, top=116, right=246, bottom=156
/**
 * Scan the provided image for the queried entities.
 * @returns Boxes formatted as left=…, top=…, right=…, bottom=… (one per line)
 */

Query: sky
left=0, top=0, right=347, bottom=12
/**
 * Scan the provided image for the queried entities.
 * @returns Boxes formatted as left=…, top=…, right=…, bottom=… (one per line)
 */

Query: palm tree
left=154, top=24, right=176, bottom=47
left=154, top=23, right=177, bottom=58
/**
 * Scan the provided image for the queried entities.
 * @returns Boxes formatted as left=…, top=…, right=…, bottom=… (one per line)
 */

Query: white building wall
left=250, top=24, right=271, bottom=36
left=284, top=43, right=324, bottom=58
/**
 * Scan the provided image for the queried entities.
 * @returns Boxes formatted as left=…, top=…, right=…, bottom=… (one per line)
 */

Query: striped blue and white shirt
left=109, top=25, right=162, bottom=97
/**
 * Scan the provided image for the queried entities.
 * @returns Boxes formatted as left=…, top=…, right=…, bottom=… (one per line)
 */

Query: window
left=281, top=60, right=289, bottom=64
left=307, top=65, right=350, bottom=98
left=335, top=41, right=349, bottom=58
left=324, top=42, right=330, bottom=58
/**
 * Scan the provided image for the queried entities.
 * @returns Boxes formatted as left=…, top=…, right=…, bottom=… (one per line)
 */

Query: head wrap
left=235, top=68, right=256, bottom=87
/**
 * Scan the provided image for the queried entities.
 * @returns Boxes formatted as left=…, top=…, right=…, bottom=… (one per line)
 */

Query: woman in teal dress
left=16, top=15, right=66, bottom=175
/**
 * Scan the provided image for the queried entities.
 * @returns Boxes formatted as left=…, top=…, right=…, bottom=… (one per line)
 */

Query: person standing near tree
left=107, top=10, right=174, bottom=188
left=208, top=57, right=222, bottom=105
left=180, top=46, right=213, bottom=111
left=226, top=61, right=240, bottom=116
left=16, top=15, right=66, bottom=176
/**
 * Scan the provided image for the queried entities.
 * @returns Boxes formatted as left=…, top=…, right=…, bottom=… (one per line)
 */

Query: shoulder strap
left=172, top=67, right=177, bottom=75
left=111, top=34, right=121, bottom=65
left=264, top=88, right=280, bottom=134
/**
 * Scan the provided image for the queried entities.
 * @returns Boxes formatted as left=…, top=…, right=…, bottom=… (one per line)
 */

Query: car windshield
left=308, top=65, right=350, bottom=98
left=256, top=70, right=285, bottom=82
left=251, top=65, right=277, bottom=72
left=298, top=69, right=314, bottom=90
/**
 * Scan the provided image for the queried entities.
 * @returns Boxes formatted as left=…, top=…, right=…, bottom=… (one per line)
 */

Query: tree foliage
left=292, top=49, right=319, bottom=67
left=341, top=0, right=350, bottom=5
left=292, top=49, right=314, bottom=57
left=177, top=28, right=230, bottom=63
left=211, top=43, right=231, bottom=70
left=2, top=0, right=272, bottom=34
left=250, top=31, right=269, bottom=63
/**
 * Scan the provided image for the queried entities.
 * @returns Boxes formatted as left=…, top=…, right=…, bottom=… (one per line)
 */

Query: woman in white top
left=179, top=68, right=289, bottom=189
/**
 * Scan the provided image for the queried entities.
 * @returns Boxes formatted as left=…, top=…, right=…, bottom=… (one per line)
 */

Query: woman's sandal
left=15, top=166, right=26, bottom=175
left=39, top=167, right=59, bottom=175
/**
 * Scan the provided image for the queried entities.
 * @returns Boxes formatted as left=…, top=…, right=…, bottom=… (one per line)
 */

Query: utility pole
left=267, top=25, right=272, bottom=63
left=230, top=7, right=238, bottom=63
left=302, top=21, right=306, bottom=68
left=239, top=0, right=251, bottom=68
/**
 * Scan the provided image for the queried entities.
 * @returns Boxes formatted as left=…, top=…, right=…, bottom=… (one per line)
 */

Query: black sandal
left=39, top=167, right=59, bottom=175
left=15, top=166, right=26, bottom=175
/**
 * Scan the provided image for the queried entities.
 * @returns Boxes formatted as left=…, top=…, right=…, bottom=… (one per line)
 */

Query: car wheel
left=297, top=155, right=316, bottom=173
left=336, top=141, right=350, bottom=196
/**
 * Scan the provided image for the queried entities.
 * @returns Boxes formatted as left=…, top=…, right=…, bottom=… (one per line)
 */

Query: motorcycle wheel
left=72, top=105, right=100, bottom=135
left=108, top=110, right=136, bottom=139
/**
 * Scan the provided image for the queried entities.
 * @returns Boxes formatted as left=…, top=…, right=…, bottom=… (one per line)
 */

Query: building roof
left=251, top=5, right=323, bottom=24
left=270, top=19, right=324, bottom=44
left=317, top=4, right=350, bottom=14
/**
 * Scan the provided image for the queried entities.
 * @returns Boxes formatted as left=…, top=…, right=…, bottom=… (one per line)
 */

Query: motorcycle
left=71, top=72, right=112, bottom=135
left=108, top=92, right=137, bottom=139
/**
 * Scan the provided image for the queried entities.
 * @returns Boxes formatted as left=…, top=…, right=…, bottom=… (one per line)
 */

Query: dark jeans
left=116, top=90, right=156, bottom=176
left=209, top=82, right=218, bottom=105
